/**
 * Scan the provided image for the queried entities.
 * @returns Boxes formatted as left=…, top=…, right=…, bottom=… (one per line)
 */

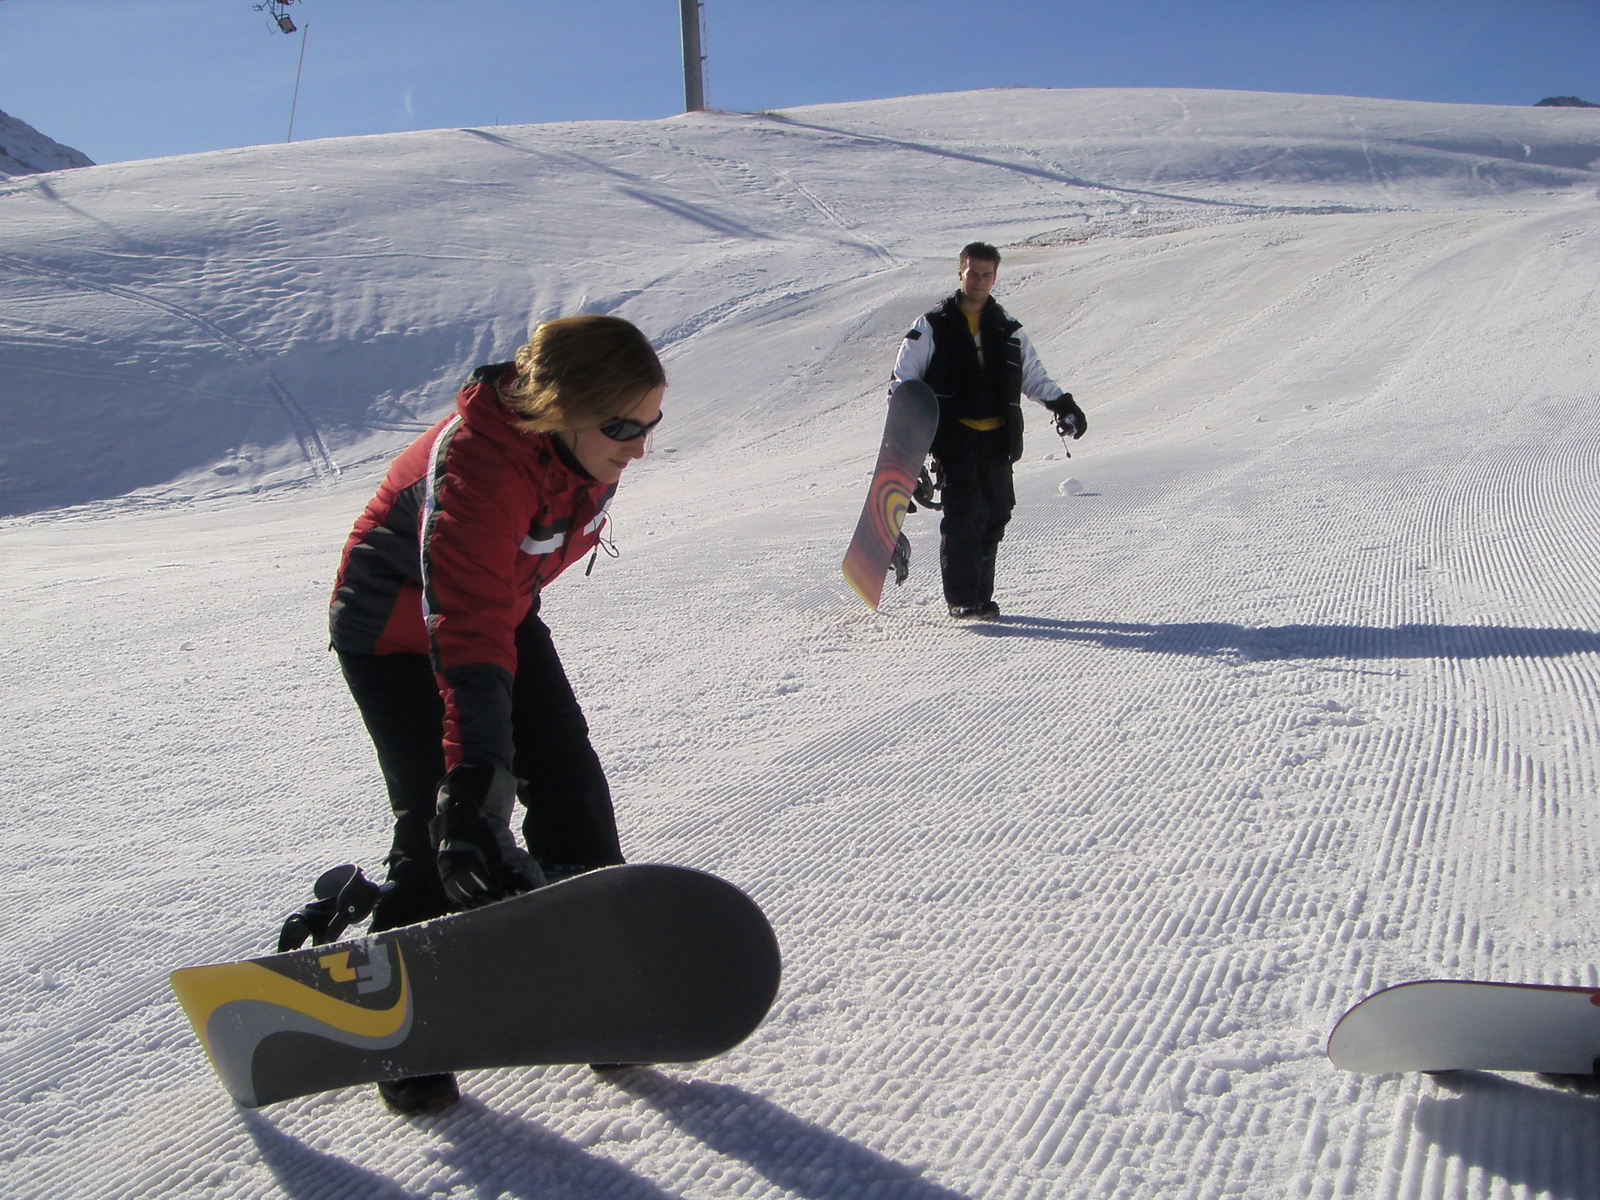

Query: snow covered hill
left=0, top=105, right=92, bottom=177
left=2, top=88, right=1596, bottom=517
left=3, top=88, right=1600, bottom=1199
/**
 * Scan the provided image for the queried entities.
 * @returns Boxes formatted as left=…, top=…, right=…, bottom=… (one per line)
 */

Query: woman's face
left=563, top=384, right=665, bottom=484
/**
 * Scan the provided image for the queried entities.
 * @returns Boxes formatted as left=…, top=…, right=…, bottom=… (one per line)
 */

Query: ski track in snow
left=3, top=88, right=1600, bottom=1199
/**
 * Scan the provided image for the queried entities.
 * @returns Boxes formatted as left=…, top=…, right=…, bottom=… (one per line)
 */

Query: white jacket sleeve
left=890, top=315, right=936, bottom=392
left=1017, top=328, right=1065, bottom=406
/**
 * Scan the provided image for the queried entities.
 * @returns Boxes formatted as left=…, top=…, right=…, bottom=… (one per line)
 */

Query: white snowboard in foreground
left=1328, top=980, right=1600, bottom=1075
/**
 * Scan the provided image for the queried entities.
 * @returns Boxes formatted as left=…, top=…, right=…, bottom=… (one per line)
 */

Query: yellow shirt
left=958, top=308, right=1004, bottom=431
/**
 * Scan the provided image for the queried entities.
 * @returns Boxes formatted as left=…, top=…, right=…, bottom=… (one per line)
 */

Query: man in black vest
left=890, top=242, right=1086, bottom=618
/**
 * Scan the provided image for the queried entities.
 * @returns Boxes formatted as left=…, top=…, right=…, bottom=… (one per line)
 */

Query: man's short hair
left=959, top=241, right=1001, bottom=267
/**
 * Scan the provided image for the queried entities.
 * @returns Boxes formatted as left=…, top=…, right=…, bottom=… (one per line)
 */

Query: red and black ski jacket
left=329, top=363, right=615, bottom=771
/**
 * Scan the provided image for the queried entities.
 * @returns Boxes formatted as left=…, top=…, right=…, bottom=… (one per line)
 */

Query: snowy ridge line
left=0, top=108, right=93, bottom=177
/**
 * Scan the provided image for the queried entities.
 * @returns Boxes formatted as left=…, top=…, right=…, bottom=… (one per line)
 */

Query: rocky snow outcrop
left=0, top=106, right=93, bottom=176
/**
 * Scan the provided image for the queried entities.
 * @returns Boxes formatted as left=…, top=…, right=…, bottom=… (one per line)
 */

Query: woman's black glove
left=430, top=762, right=546, bottom=908
left=1046, top=392, right=1086, bottom=438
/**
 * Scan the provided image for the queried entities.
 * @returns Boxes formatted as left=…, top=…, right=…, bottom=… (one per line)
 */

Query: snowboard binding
left=890, top=532, right=912, bottom=586
left=910, top=459, right=943, bottom=512
left=276, top=864, right=389, bottom=952
left=892, top=458, right=942, bottom=586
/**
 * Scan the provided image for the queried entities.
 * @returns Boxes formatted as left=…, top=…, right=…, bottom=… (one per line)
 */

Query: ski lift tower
left=680, top=0, right=706, bottom=112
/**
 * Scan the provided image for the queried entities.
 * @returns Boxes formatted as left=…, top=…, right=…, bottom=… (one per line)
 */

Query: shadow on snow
left=971, top=617, right=1600, bottom=661
left=243, top=1100, right=680, bottom=1200
left=1412, top=1072, right=1600, bottom=1200
left=242, top=1075, right=971, bottom=1199
left=613, top=1069, right=974, bottom=1199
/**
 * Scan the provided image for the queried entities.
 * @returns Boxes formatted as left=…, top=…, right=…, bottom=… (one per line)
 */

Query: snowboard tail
left=842, top=380, right=939, bottom=610
left=1328, top=979, right=1600, bottom=1075
left=170, top=864, right=782, bottom=1106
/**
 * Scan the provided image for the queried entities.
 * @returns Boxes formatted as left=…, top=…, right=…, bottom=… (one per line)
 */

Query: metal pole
left=287, top=22, right=309, bottom=142
left=679, top=0, right=704, bottom=112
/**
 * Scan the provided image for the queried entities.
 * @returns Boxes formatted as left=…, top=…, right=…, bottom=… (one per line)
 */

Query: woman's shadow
left=243, top=1099, right=681, bottom=1200
left=243, top=1075, right=972, bottom=1199
left=610, top=1068, right=973, bottom=1199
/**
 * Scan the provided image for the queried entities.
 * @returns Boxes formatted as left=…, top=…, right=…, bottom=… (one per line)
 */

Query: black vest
left=921, top=294, right=1025, bottom=461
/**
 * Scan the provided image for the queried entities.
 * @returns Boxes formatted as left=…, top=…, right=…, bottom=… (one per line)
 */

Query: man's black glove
left=430, top=762, right=545, bottom=908
left=1046, top=392, right=1086, bottom=439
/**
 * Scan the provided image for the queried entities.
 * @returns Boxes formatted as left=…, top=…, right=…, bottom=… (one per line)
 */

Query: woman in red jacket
left=327, top=315, right=664, bottom=1113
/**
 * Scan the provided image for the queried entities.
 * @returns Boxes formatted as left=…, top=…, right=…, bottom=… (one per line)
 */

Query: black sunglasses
left=598, top=410, right=664, bottom=442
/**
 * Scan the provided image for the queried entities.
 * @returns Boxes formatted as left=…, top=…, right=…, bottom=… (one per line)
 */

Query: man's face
left=958, top=256, right=998, bottom=306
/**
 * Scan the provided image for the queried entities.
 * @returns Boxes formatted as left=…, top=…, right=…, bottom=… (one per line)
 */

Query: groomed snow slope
left=3, top=88, right=1600, bottom=1199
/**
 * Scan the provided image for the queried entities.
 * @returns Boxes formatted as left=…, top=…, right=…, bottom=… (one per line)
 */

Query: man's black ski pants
left=937, top=428, right=1016, bottom=607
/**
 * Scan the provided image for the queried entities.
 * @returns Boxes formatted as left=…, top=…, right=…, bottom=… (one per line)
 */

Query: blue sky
left=3, top=0, right=1597, bottom=165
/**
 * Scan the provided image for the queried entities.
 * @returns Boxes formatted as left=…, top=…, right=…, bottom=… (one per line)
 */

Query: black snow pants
left=338, top=613, right=623, bottom=932
left=935, top=424, right=1016, bottom=607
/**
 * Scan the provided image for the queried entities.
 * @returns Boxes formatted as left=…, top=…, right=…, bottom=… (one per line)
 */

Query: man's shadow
left=1410, top=1072, right=1600, bottom=1199
left=971, top=617, right=1600, bottom=662
left=242, top=1098, right=680, bottom=1200
left=610, top=1069, right=974, bottom=1199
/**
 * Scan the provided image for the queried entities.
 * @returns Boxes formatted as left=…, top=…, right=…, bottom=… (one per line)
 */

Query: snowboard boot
left=369, top=853, right=452, bottom=933
left=948, top=602, right=994, bottom=619
left=948, top=601, right=1000, bottom=620
left=377, top=1073, right=460, bottom=1116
